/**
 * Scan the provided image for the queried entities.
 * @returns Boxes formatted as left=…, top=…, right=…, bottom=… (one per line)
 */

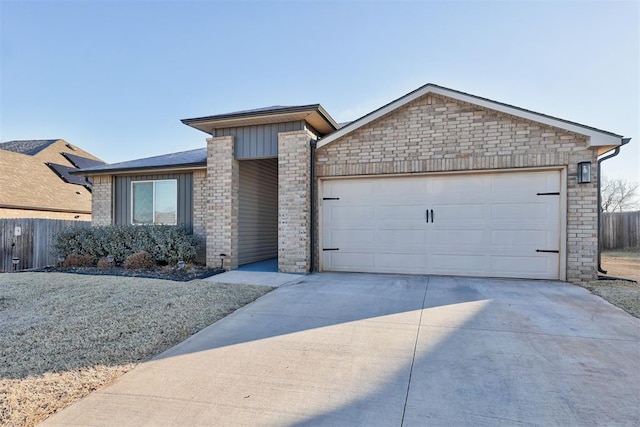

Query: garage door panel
left=327, top=251, right=375, bottom=269
left=376, top=229, right=427, bottom=245
left=490, top=230, right=555, bottom=247
left=491, top=255, right=558, bottom=279
left=374, top=253, right=429, bottom=272
left=431, top=229, right=486, bottom=246
left=377, top=179, right=427, bottom=200
left=328, top=229, right=375, bottom=246
left=429, top=253, right=487, bottom=275
left=378, top=204, right=427, bottom=221
left=325, top=206, right=373, bottom=224
left=321, top=170, right=561, bottom=280
left=327, top=180, right=375, bottom=200
left=429, top=204, right=485, bottom=223
left=490, top=203, right=556, bottom=221
left=430, top=174, right=487, bottom=194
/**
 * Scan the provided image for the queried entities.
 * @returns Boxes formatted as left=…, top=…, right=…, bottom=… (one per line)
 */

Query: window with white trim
left=131, top=180, right=177, bottom=225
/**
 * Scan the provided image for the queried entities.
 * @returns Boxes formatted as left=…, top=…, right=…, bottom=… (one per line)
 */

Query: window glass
left=154, top=180, right=177, bottom=224
left=132, top=182, right=153, bottom=224
left=131, top=180, right=177, bottom=225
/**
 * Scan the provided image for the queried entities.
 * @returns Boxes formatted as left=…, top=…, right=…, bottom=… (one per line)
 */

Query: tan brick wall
left=316, top=93, right=599, bottom=282
left=206, top=136, right=239, bottom=269
left=91, top=175, right=113, bottom=226
left=192, top=169, right=208, bottom=263
left=278, top=130, right=313, bottom=273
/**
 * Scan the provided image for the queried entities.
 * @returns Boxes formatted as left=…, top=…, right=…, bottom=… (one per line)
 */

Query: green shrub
left=63, top=254, right=94, bottom=268
left=53, top=225, right=198, bottom=265
left=124, top=251, right=155, bottom=269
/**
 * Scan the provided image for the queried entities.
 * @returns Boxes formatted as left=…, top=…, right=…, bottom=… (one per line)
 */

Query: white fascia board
left=317, top=84, right=623, bottom=149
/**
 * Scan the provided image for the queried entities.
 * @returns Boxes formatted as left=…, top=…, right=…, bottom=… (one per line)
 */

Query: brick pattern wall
left=91, top=175, right=113, bottom=226
left=192, top=169, right=207, bottom=263
left=278, top=130, right=313, bottom=273
left=206, top=136, right=239, bottom=269
left=316, top=94, right=598, bottom=282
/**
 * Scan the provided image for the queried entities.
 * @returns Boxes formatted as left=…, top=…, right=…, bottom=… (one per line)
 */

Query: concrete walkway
left=204, top=270, right=305, bottom=287
left=43, top=274, right=640, bottom=426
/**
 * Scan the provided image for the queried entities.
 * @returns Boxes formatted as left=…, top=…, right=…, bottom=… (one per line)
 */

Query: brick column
left=192, top=169, right=208, bottom=263
left=278, top=130, right=312, bottom=273
left=91, top=175, right=113, bottom=226
left=566, top=154, right=599, bottom=282
left=206, top=136, right=239, bottom=270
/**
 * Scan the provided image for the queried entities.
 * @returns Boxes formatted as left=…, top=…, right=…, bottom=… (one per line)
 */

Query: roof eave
left=182, top=104, right=339, bottom=136
left=74, top=163, right=207, bottom=177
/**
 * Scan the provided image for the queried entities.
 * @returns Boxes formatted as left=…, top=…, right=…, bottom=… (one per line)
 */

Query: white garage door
left=321, top=170, right=562, bottom=280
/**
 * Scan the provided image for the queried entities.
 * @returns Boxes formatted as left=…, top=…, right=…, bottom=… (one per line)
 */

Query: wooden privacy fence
left=0, top=218, right=90, bottom=271
left=602, top=211, right=640, bottom=250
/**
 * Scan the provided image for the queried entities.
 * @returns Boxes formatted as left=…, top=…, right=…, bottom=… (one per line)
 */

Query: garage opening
left=320, top=169, right=563, bottom=280
left=238, top=158, right=278, bottom=268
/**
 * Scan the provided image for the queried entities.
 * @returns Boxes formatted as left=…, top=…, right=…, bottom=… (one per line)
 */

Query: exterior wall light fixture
left=577, top=162, right=591, bottom=184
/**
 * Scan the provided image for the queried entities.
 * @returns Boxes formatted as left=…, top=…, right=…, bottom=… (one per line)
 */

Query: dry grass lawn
left=0, top=273, right=273, bottom=427
left=581, top=251, right=640, bottom=319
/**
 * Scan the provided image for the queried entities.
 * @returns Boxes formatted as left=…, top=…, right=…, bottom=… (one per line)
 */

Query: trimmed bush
left=53, top=225, right=198, bottom=265
left=96, top=257, right=112, bottom=268
left=124, top=251, right=155, bottom=270
left=63, top=254, right=94, bottom=268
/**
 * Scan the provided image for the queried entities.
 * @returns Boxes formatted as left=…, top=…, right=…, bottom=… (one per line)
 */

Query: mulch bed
left=32, top=265, right=224, bottom=282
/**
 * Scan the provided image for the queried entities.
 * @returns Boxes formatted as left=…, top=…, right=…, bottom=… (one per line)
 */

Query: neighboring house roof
left=0, top=139, right=58, bottom=155
left=182, top=104, right=340, bottom=136
left=316, top=83, right=625, bottom=150
left=76, top=147, right=207, bottom=175
left=62, top=152, right=105, bottom=169
left=0, top=139, right=104, bottom=215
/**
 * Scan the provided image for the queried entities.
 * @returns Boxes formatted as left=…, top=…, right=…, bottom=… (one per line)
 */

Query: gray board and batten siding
left=113, top=173, right=194, bottom=232
left=214, top=120, right=319, bottom=159
left=238, top=158, right=278, bottom=265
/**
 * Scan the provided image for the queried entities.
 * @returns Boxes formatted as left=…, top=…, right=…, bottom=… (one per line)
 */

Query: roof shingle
left=0, top=139, right=58, bottom=155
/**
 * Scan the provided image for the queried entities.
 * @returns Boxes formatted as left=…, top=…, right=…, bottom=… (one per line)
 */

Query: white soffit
left=317, top=84, right=624, bottom=149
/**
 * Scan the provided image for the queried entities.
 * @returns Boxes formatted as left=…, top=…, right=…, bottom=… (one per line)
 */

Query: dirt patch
left=601, top=251, right=640, bottom=283
left=578, top=251, right=640, bottom=319
left=0, top=272, right=273, bottom=427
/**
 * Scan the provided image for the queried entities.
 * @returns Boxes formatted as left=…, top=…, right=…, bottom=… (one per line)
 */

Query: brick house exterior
left=80, top=84, right=627, bottom=282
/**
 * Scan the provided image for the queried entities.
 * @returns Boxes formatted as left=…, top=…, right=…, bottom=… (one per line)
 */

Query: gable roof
left=182, top=104, right=340, bottom=136
left=317, top=84, right=625, bottom=149
left=0, top=139, right=58, bottom=155
left=76, top=147, right=207, bottom=176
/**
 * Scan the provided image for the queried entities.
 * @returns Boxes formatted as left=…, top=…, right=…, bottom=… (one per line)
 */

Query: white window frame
left=131, top=179, right=178, bottom=225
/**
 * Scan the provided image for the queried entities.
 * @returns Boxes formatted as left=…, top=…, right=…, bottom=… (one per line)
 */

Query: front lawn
left=0, top=273, right=273, bottom=427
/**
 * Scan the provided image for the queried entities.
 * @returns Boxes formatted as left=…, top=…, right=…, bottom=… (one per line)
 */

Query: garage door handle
left=425, top=209, right=429, bottom=223
left=431, top=209, right=434, bottom=223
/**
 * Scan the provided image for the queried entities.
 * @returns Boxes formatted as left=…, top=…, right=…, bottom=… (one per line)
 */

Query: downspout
left=310, top=140, right=317, bottom=273
left=597, top=137, right=631, bottom=274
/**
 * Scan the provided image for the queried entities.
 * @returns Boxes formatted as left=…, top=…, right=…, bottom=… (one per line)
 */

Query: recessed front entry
left=320, top=170, right=562, bottom=280
left=238, top=158, right=278, bottom=265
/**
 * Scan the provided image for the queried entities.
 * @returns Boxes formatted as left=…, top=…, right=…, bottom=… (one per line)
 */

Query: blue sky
left=1, top=0, right=638, bottom=181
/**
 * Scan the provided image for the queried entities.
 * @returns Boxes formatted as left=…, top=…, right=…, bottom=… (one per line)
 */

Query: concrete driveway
left=43, top=274, right=640, bottom=426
